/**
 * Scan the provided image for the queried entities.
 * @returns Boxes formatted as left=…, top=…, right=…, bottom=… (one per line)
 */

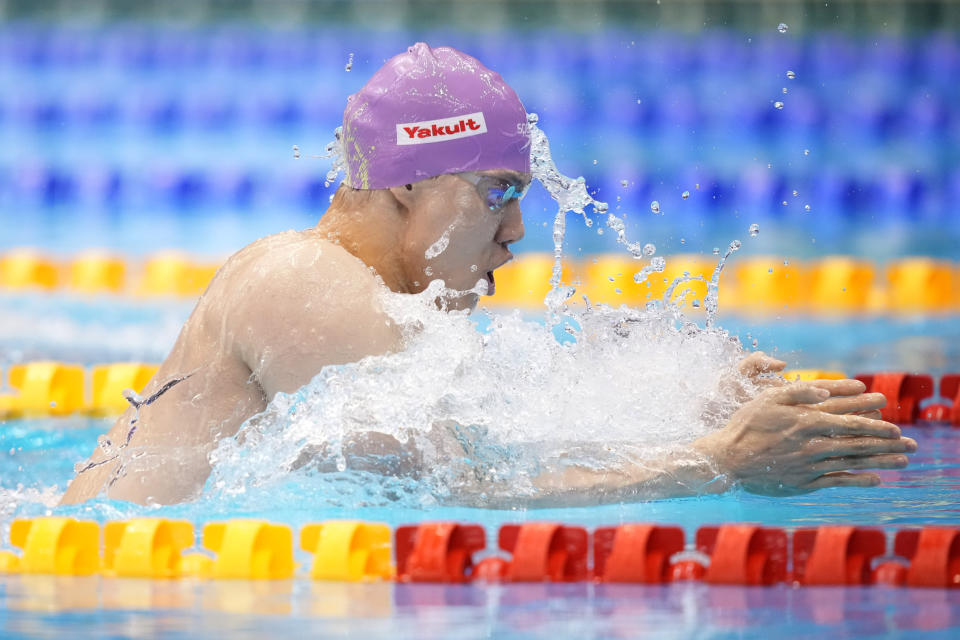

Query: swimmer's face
left=390, top=169, right=529, bottom=310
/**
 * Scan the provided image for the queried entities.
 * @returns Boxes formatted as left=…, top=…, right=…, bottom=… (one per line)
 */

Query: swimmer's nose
left=495, top=201, right=525, bottom=246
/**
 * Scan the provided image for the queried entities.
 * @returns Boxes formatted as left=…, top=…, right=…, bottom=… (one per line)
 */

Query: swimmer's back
left=60, top=229, right=400, bottom=505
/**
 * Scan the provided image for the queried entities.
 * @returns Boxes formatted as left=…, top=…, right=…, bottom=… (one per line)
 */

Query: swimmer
left=60, top=43, right=916, bottom=506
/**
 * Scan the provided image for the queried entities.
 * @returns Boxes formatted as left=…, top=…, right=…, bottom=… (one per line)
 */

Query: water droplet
left=783, top=258, right=790, bottom=266
left=792, top=189, right=799, bottom=197
left=292, top=144, right=301, bottom=159
left=781, top=200, right=788, bottom=206
left=786, top=70, right=796, bottom=79
left=749, top=223, right=760, bottom=237
left=768, top=268, right=774, bottom=274
left=777, top=22, right=789, bottom=33
left=692, top=299, right=701, bottom=308
left=636, top=98, right=642, bottom=104
left=680, top=237, right=686, bottom=244
left=730, top=239, right=742, bottom=251
left=592, top=159, right=598, bottom=165
left=344, top=52, right=354, bottom=72
left=595, top=201, right=609, bottom=213
left=608, top=276, right=615, bottom=282
left=774, top=101, right=785, bottom=110
left=650, top=200, right=661, bottom=214
left=424, top=266, right=433, bottom=276
left=782, top=87, right=788, bottom=94
left=803, top=149, right=810, bottom=156
left=620, top=179, right=629, bottom=187
left=470, top=264, right=478, bottom=273
left=651, top=257, right=666, bottom=270
left=526, top=112, right=539, bottom=124
left=681, top=190, right=690, bottom=200
left=804, top=204, right=811, bottom=212
left=597, top=228, right=604, bottom=235
left=642, top=243, right=656, bottom=257
left=752, top=338, right=759, bottom=348
left=712, top=247, right=720, bottom=255
left=615, top=288, right=622, bottom=294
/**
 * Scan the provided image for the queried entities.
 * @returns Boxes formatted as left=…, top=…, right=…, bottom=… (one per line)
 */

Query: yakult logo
left=396, top=111, right=487, bottom=145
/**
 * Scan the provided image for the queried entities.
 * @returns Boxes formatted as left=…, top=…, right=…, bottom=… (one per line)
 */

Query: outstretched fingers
left=803, top=471, right=882, bottom=490
left=808, top=434, right=917, bottom=460
left=804, top=411, right=903, bottom=439
left=810, top=392, right=886, bottom=415
left=812, top=453, right=910, bottom=474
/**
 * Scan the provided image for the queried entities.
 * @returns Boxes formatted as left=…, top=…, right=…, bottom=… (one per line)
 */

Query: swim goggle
left=457, top=172, right=530, bottom=212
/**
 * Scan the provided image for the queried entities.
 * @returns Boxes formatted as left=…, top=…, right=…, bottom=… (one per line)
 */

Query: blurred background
left=1, top=0, right=957, bottom=257
left=1, top=0, right=959, bottom=374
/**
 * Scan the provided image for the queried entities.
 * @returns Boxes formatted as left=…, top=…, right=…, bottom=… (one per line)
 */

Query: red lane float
left=894, top=528, right=960, bottom=588
left=496, top=523, right=589, bottom=582
left=395, top=522, right=485, bottom=583
left=940, top=374, right=960, bottom=426
left=793, top=526, right=886, bottom=585
left=855, top=372, right=934, bottom=424
left=4, top=518, right=960, bottom=588
left=593, top=524, right=685, bottom=583
left=696, top=524, right=788, bottom=585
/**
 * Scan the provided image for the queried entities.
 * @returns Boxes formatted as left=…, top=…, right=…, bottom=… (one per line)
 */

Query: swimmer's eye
left=459, top=172, right=529, bottom=212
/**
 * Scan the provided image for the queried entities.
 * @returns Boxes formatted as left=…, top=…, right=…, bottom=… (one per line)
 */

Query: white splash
left=424, top=224, right=453, bottom=260
left=207, top=281, right=746, bottom=507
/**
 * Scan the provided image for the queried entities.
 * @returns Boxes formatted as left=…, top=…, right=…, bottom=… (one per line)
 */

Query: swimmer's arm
left=229, top=243, right=401, bottom=399
left=508, top=379, right=916, bottom=507
left=516, top=450, right=730, bottom=508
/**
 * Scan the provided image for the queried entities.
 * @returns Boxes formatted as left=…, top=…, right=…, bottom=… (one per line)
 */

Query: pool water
left=2, top=291, right=960, bottom=637
left=1, top=576, right=958, bottom=639
left=2, top=13, right=960, bottom=639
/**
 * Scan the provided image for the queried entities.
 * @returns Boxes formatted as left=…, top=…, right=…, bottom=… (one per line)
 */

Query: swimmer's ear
left=387, top=183, right=417, bottom=214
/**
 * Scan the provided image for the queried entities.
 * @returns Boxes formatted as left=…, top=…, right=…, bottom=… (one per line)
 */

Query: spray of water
left=196, top=116, right=754, bottom=510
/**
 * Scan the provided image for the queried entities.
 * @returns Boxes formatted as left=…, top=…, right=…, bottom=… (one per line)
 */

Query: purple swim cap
left=342, top=43, right=530, bottom=189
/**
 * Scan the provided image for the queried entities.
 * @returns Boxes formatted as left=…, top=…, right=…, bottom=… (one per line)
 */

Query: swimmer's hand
left=692, top=379, right=917, bottom=496
left=722, top=351, right=787, bottom=402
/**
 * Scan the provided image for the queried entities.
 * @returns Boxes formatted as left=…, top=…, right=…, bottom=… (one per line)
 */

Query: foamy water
left=1, top=115, right=756, bottom=515
left=205, top=281, right=747, bottom=508
left=199, top=115, right=752, bottom=509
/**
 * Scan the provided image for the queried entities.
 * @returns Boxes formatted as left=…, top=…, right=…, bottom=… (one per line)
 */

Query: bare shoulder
left=217, top=230, right=384, bottom=300
left=212, top=230, right=400, bottom=397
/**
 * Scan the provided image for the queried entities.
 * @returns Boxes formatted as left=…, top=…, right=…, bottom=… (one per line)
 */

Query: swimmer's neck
left=314, top=191, right=412, bottom=294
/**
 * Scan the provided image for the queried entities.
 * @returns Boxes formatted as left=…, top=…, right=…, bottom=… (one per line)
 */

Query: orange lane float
left=696, top=524, right=788, bottom=586
left=894, top=528, right=960, bottom=588
left=856, top=372, right=935, bottom=424
left=497, top=523, right=589, bottom=582
left=593, top=524, right=684, bottom=583
left=939, top=374, right=960, bottom=426
left=793, top=526, right=886, bottom=586
left=395, top=522, right=486, bottom=583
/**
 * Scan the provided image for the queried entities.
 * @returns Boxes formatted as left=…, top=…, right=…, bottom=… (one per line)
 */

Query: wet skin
left=60, top=172, right=916, bottom=506
left=60, top=171, right=526, bottom=504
